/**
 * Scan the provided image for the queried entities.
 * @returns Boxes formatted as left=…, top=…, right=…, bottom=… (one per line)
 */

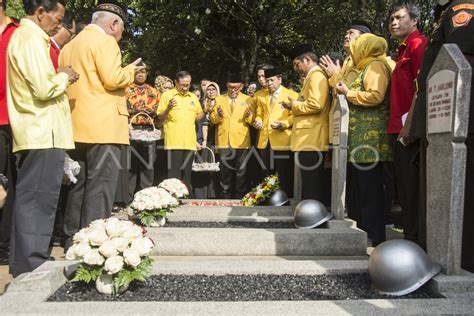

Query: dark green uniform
left=410, top=0, right=474, bottom=272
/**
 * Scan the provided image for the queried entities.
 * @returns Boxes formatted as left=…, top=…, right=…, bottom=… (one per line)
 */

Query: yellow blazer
left=254, top=86, right=298, bottom=150
left=291, top=65, right=330, bottom=152
left=59, top=25, right=135, bottom=144
left=210, top=93, right=254, bottom=149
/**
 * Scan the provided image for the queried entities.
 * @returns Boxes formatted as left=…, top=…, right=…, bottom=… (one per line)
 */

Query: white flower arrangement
left=127, top=186, right=179, bottom=226
left=158, top=178, right=189, bottom=199
left=66, top=218, right=154, bottom=296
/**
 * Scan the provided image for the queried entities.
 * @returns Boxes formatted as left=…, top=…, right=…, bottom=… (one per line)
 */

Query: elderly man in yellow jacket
left=210, top=73, right=254, bottom=198
left=282, top=44, right=331, bottom=204
left=157, top=71, right=204, bottom=193
left=253, top=67, right=298, bottom=196
left=60, top=1, right=141, bottom=250
left=7, top=0, right=79, bottom=276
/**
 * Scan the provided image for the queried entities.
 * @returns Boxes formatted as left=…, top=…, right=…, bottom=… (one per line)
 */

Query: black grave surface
left=48, top=273, right=440, bottom=302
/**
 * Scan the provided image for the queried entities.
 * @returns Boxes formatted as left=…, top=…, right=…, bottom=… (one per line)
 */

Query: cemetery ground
left=1, top=203, right=474, bottom=315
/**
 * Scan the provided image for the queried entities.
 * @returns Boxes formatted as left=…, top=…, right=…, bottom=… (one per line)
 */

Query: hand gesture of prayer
left=244, top=106, right=251, bottom=118
left=319, top=55, right=341, bottom=78
left=217, top=106, right=224, bottom=118
left=167, top=98, right=177, bottom=111
left=253, top=120, right=262, bottom=130
left=130, top=58, right=145, bottom=71
left=58, top=65, right=80, bottom=84
left=335, top=82, right=349, bottom=96
left=280, top=96, right=295, bottom=110
left=271, top=121, right=283, bottom=130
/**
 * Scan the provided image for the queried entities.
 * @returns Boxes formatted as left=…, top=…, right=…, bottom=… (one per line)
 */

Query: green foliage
left=57, top=0, right=437, bottom=87
left=138, top=208, right=169, bottom=226
left=112, top=257, right=153, bottom=296
left=5, top=0, right=25, bottom=19
left=72, top=263, right=103, bottom=283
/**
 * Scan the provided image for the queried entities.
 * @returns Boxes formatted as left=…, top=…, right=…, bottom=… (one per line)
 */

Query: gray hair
left=92, top=11, right=123, bottom=25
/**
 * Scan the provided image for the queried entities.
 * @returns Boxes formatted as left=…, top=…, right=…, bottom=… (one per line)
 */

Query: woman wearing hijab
left=154, top=75, right=174, bottom=94
left=336, top=33, right=393, bottom=247
left=193, top=81, right=220, bottom=198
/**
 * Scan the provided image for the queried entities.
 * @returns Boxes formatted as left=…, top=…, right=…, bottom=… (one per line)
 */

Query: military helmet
left=265, top=189, right=289, bottom=206
left=369, top=239, right=441, bottom=296
left=294, top=199, right=333, bottom=229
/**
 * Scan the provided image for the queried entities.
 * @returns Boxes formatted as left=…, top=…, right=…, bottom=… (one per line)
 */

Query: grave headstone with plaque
left=426, top=44, right=472, bottom=275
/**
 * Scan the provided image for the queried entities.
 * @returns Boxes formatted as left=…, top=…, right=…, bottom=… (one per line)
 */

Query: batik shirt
left=126, top=83, right=160, bottom=125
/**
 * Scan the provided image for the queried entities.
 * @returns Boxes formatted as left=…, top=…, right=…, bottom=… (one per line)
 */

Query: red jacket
left=49, top=38, right=61, bottom=71
left=388, top=30, right=428, bottom=134
left=0, top=17, right=19, bottom=125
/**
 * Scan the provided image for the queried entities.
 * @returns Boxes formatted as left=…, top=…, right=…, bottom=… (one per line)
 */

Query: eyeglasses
left=64, top=27, right=76, bottom=39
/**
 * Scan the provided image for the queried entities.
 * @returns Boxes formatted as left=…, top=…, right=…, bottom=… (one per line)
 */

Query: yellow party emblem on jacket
left=452, top=10, right=472, bottom=27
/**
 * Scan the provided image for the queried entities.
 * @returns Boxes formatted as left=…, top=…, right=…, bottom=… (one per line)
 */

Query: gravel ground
left=164, top=221, right=299, bottom=229
left=48, top=273, right=439, bottom=302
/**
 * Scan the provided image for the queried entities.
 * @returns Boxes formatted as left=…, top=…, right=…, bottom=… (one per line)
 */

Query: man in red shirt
left=0, top=0, right=18, bottom=265
left=388, top=3, right=428, bottom=245
left=49, top=10, right=76, bottom=70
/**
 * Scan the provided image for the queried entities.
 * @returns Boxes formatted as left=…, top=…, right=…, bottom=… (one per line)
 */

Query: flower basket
left=129, top=112, right=162, bottom=142
left=65, top=218, right=154, bottom=296
left=192, top=147, right=220, bottom=172
left=158, top=178, right=189, bottom=199
left=241, top=174, right=280, bottom=207
left=127, top=186, right=179, bottom=226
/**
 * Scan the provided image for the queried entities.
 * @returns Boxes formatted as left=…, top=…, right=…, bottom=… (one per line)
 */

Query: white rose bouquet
left=66, top=218, right=154, bottom=295
left=158, top=178, right=189, bottom=199
left=127, top=186, right=179, bottom=226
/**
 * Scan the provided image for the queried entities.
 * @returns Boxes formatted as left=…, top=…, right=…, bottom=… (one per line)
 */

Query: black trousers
left=347, top=162, right=386, bottom=246
left=260, top=146, right=294, bottom=197
left=9, top=149, right=65, bottom=276
left=391, top=136, right=420, bottom=242
left=219, top=148, right=248, bottom=199
left=129, top=141, right=156, bottom=200
left=114, top=144, right=130, bottom=205
left=295, top=151, right=329, bottom=205
left=168, top=150, right=194, bottom=196
left=153, top=139, right=168, bottom=185
left=0, top=125, right=16, bottom=252
left=63, top=143, right=121, bottom=248
left=462, top=135, right=474, bottom=272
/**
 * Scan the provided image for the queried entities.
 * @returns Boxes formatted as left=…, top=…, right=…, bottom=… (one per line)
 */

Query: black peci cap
left=94, top=0, right=128, bottom=22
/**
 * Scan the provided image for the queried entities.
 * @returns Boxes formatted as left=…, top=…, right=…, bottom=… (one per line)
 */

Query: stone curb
left=147, top=227, right=367, bottom=256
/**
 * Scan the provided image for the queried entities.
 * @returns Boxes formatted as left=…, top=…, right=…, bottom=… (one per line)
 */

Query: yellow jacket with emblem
left=291, top=65, right=330, bottom=152
left=254, top=86, right=298, bottom=150
left=157, top=88, right=203, bottom=150
left=59, top=25, right=135, bottom=145
left=210, top=93, right=254, bottom=149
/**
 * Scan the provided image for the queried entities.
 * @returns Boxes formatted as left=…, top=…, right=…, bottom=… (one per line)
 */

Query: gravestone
left=331, top=95, right=350, bottom=220
left=426, top=44, right=472, bottom=275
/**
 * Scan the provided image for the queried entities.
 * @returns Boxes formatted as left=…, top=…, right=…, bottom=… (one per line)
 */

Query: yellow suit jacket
left=291, top=65, right=330, bottom=152
left=59, top=24, right=135, bottom=144
left=254, top=86, right=298, bottom=150
left=210, top=93, right=254, bottom=149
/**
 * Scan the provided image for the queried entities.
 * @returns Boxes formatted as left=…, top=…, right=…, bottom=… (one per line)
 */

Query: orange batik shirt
left=126, top=83, right=160, bottom=125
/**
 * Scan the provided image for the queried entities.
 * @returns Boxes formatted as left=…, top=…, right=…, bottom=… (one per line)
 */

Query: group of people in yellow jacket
left=157, top=44, right=331, bottom=202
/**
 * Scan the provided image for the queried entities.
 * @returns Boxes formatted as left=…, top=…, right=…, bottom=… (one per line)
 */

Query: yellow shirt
left=157, top=88, right=203, bottom=150
left=7, top=18, right=73, bottom=152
